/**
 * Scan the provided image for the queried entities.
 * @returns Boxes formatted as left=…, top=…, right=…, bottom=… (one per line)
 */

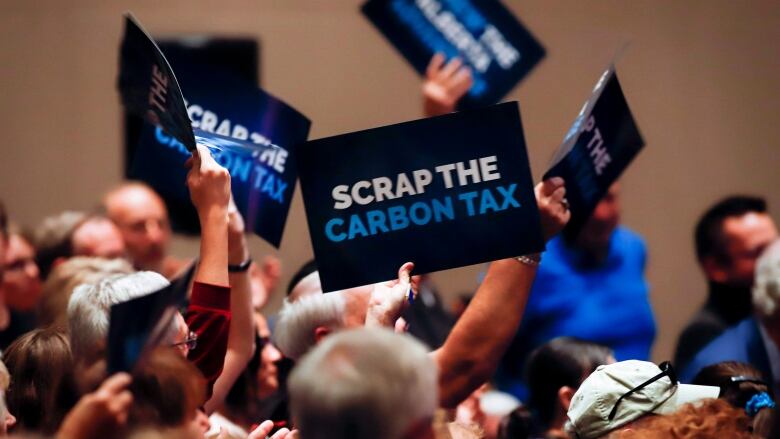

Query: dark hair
left=695, top=196, right=767, bottom=264
left=4, top=328, right=79, bottom=434
left=0, top=199, right=7, bottom=239
left=286, top=259, right=318, bottom=296
left=526, top=337, right=613, bottom=429
left=693, top=361, right=775, bottom=437
left=497, top=405, right=534, bottom=439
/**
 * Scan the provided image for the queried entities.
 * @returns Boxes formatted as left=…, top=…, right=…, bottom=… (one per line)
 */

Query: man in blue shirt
left=497, top=184, right=656, bottom=400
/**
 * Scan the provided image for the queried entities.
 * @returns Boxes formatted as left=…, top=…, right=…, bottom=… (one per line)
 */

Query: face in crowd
left=104, top=183, right=171, bottom=272
left=710, top=211, right=778, bottom=288
left=71, top=217, right=126, bottom=260
left=576, top=183, right=621, bottom=253
left=1, top=233, right=42, bottom=312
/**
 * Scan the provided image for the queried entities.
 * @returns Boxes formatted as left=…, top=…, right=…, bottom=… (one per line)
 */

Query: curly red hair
left=620, top=398, right=751, bottom=439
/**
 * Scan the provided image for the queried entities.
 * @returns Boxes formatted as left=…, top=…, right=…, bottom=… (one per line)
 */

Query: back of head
left=128, top=348, right=206, bottom=432
left=526, top=337, right=613, bottom=429
left=286, top=259, right=321, bottom=302
left=753, top=240, right=780, bottom=324
left=619, top=398, right=750, bottom=439
left=4, top=328, right=78, bottom=434
left=289, top=327, right=437, bottom=439
left=67, top=271, right=169, bottom=361
left=274, top=292, right=346, bottom=360
left=38, top=256, right=134, bottom=329
left=695, top=196, right=767, bottom=265
left=33, top=210, right=88, bottom=279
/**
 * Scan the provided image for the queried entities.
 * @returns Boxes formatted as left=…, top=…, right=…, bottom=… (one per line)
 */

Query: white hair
left=753, top=240, right=780, bottom=322
left=273, top=292, right=346, bottom=361
left=289, top=327, right=438, bottom=439
left=67, top=271, right=169, bottom=359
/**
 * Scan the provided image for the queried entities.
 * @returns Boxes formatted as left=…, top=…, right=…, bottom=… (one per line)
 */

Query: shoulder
left=613, top=226, right=647, bottom=252
left=681, top=318, right=758, bottom=381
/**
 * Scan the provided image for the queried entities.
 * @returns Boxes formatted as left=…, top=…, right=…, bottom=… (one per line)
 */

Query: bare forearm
left=195, top=208, right=229, bottom=287
left=433, top=258, right=536, bottom=408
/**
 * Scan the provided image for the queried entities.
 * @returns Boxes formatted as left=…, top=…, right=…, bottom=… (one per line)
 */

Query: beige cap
left=566, top=360, right=720, bottom=438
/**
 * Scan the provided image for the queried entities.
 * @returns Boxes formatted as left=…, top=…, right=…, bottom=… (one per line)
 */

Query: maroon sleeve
left=186, top=281, right=231, bottom=399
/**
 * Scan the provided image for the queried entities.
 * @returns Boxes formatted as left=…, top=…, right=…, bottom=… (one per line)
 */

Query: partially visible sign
left=297, top=102, right=544, bottom=292
left=362, top=0, right=545, bottom=107
left=544, top=66, right=645, bottom=239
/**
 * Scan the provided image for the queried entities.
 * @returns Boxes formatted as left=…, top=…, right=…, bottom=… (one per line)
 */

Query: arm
left=422, top=53, right=473, bottom=117
left=204, top=200, right=256, bottom=413
left=432, top=177, right=570, bottom=408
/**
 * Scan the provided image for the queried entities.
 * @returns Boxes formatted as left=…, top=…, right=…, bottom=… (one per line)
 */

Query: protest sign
left=362, top=0, right=545, bottom=107
left=106, top=282, right=187, bottom=373
left=544, top=66, right=644, bottom=239
left=118, top=13, right=311, bottom=247
left=297, top=102, right=543, bottom=291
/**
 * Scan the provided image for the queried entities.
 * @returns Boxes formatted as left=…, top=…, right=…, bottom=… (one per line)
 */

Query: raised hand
left=534, top=177, right=570, bottom=241
left=365, top=262, right=415, bottom=328
left=422, top=53, right=473, bottom=117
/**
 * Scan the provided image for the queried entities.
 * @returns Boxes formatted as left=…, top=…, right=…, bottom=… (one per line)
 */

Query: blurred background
left=1, top=0, right=779, bottom=362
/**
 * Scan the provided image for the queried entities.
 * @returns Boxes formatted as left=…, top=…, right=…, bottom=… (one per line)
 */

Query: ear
left=702, top=256, right=729, bottom=283
left=558, top=386, right=576, bottom=411
left=314, top=326, right=331, bottom=344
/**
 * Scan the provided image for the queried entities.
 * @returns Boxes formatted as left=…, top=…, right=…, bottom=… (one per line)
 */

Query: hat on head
left=566, top=360, right=720, bottom=438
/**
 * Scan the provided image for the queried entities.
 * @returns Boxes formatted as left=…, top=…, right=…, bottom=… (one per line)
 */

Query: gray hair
left=289, top=327, right=438, bottom=439
left=67, top=271, right=169, bottom=359
left=753, top=239, right=780, bottom=323
left=273, top=292, right=346, bottom=360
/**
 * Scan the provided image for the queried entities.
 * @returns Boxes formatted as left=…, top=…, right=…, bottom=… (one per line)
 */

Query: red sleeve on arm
left=186, top=281, right=231, bottom=399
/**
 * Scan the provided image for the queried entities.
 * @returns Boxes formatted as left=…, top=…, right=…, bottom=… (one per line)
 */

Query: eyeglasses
left=608, top=361, right=677, bottom=421
left=171, top=331, right=198, bottom=351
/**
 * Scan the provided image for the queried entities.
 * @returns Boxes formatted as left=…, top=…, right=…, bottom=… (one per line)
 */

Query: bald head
left=104, top=182, right=171, bottom=272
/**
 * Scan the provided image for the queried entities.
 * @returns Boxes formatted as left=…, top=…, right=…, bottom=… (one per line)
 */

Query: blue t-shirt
left=497, top=226, right=657, bottom=400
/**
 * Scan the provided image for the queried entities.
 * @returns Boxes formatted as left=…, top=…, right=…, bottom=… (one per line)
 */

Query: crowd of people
left=0, top=54, right=778, bottom=439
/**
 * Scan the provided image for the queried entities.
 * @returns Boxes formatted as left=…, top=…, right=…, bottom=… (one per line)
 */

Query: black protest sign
left=297, top=102, right=544, bottom=292
left=544, top=67, right=644, bottom=239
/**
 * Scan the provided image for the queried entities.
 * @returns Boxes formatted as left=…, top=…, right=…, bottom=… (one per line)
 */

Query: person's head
left=289, top=327, right=437, bottom=439
left=104, top=182, right=171, bottom=272
left=286, top=259, right=321, bottom=302
left=695, top=196, right=778, bottom=288
left=693, top=361, right=775, bottom=437
left=526, top=337, right=614, bottom=431
left=752, top=239, right=780, bottom=346
left=565, top=360, right=720, bottom=439
left=67, top=271, right=169, bottom=393
left=33, top=210, right=88, bottom=280
left=0, top=359, right=15, bottom=435
left=255, top=313, right=283, bottom=398
left=574, top=183, right=622, bottom=254
left=616, top=398, right=751, bottom=439
left=1, top=229, right=42, bottom=312
left=38, top=256, right=134, bottom=329
left=4, top=328, right=78, bottom=434
left=71, top=216, right=126, bottom=260
left=274, top=285, right=372, bottom=360
left=128, top=348, right=207, bottom=438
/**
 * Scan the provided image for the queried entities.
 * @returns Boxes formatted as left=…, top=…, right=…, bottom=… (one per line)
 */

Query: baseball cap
left=566, top=360, right=720, bottom=438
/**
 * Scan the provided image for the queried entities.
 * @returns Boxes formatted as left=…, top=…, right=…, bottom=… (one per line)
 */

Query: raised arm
left=422, top=53, right=473, bottom=117
left=204, top=199, right=255, bottom=413
left=432, top=177, right=570, bottom=408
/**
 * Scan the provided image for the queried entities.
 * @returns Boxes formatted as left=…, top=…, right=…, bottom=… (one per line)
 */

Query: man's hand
left=423, top=53, right=473, bottom=117
left=535, top=177, right=570, bottom=241
left=365, top=262, right=415, bottom=328
left=57, top=373, right=133, bottom=439
left=248, top=420, right=298, bottom=439
left=186, top=144, right=231, bottom=219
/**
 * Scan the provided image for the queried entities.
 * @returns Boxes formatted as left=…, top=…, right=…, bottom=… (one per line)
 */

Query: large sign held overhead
left=544, top=66, right=645, bottom=239
left=118, top=13, right=310, bottom=247
left=362, top=0, right=545, bottom=108
left=297, top=102, right=544, bottom=292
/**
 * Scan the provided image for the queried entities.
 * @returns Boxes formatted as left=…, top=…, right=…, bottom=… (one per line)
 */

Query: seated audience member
left=37, top=256, right=134, bottom=329
left=565, top=360, right=719, bottom=438
left=422, top=52, right=473, bottom=117
left=103, top=181, right=189, bottom=278
left=0, top=227, right=41, bottom=348
left=4, top=327, right=78, bottom=435
left=55, top=372, right=133, bottom=439
left=275, top=178, right=570, bottom=409
left=34, top=211, right=126, bottom=280
left=617, top=398, right=751, bottom=439
left=692, top=361, right=775, bottom=437
left=521, top=337, right=614, bottom=438
left=681, top=239, right=780, bottom=387
left=499, top=183, right=655, bottom=399
left=288, top=327, right=443, bottom=439
left=675, top=196, right=778, bottom=371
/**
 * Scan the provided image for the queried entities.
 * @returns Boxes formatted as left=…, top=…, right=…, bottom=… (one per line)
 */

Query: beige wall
left=1, top=0, right=779, bottom=362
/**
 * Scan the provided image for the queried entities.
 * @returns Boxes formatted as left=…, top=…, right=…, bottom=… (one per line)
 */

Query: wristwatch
left=228, top=258, right=253, bottom=273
